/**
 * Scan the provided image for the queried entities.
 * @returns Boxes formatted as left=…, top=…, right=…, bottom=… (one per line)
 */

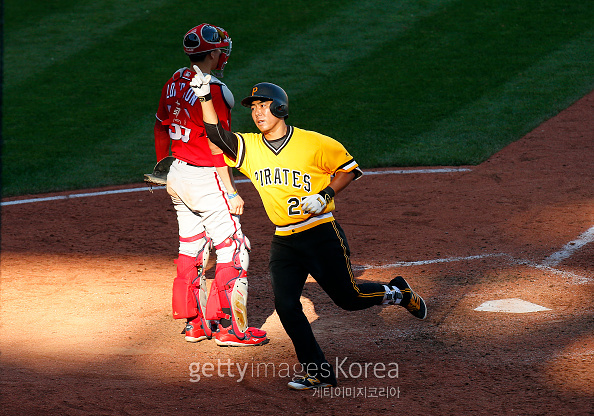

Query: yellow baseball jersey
left=224, top=126, right=362, bottom=233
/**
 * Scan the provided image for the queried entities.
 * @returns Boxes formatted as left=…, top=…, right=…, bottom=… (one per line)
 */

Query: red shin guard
left=172, top=254, right=201, bottom=319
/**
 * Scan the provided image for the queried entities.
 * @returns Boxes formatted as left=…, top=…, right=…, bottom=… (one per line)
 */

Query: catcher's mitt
left=144, top=156, right=175, bottom=188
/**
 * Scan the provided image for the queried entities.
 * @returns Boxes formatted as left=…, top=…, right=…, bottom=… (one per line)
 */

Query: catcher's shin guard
left=206, top=232, right=267, bottom=346
left=210, top=273, right=268, bottom=347
left=171, top=233, right=211, bottom=324
left=206, top=267, right=247, bottom=331
left=209, top=271, right=268, bottom=346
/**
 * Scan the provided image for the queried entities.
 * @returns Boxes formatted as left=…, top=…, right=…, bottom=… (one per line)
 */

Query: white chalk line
left=356, top=240, right=593, bottom=285
left=541, top=226, right=594, bottom=267
left=1, top=187, right=151, bottom=206
left=2, top=167, right=590, bottom=284
left=0, top=167, right=471, bottom=207
left=364, top=167, right=471, bottom=175
left=353, top=253, right=508, bottom=269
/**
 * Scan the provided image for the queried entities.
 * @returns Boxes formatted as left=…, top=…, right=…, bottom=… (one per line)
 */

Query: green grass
left=2, top=0, right=594, bottom=196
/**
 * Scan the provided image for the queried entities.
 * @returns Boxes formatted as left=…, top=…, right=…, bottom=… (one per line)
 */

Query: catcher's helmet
left=183, top=24, right=232, bottom=73
left=241, top=82, right=289, bottom=119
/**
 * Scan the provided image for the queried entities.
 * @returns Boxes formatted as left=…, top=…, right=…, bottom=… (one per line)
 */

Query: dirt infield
left=1, top=91, right=593, bottom=415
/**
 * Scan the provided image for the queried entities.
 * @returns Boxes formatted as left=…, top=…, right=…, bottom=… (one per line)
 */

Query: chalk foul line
left=2, top=167, right=590, bottom=284
left=0, top=167, right=471, bottom=207
left=353, top=253, right=508, bottom=269
left=541, top=226, right=594, bottom=267
left=356, top=247, right=593, bottom=285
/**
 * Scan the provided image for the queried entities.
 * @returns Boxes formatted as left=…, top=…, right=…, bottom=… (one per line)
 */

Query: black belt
left=178, top=159, right=203, bottom=168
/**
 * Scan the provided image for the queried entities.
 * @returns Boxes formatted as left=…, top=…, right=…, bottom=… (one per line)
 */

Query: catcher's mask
left=240, top=82, right=289, bottom=119
left=183, top=24, right=232, bottom=76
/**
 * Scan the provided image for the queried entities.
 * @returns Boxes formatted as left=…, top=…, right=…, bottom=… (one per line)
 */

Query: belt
left=275, top=213, right=334, bottom=236
left=176, top=159, right=206, bottom=168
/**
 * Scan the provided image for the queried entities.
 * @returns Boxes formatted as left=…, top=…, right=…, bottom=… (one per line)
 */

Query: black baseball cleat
left=389, top=276, right=427, bottom=320
left=288, top=374, right=336, bottom=390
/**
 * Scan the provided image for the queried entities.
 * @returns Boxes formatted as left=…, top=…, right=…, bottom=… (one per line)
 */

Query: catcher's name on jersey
left=156, top=67, right=234, bottom=166
left=224, top=126, right=362, bottom=234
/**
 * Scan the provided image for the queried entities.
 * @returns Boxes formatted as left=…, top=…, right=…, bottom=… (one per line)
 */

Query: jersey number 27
left=287, top=196, right=309, bottom=216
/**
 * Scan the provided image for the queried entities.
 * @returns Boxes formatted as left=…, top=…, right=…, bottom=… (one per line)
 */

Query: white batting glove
left=190, top=65, right=211, bottom=99
left=301, top=194, right=327, bottom=214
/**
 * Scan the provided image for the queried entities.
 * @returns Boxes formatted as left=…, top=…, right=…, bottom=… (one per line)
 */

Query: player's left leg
left=311, top=221, right=427, bottom=319
left=304, top=221, right=385, bottom=310
left=206, top=229, right=268, bottom=346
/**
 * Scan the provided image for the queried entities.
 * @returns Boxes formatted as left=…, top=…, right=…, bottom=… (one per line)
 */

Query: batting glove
left=301, top=194, right=327, bottom=214
left=301, top=187, right=335, bottom=214
left=190, top=65, right=212, bottom=100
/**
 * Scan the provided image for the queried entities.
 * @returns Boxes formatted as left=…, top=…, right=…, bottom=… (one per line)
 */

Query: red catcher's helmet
left=183, top=24, right=232, bottom=74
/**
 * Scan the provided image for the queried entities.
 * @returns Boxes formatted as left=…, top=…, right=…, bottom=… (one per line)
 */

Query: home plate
left=475, top=298, right=551, bottom=313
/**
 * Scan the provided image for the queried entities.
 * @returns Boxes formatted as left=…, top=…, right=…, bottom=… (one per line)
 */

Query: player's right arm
left=191, top=67, right=239, bottom=159
left=215, top=165, right=244, bottom=215
left=204, top=121, right=239, bottom=159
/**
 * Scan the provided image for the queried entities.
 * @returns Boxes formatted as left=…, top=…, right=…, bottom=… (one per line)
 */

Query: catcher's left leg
left=205, top=230, right=268, bottom=346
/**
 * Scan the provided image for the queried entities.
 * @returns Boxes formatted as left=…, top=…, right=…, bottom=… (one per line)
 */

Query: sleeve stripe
left=235, top=133, right=246, bottom=168
left=338, top=159, right=358, bottom=171
left=336, top=159, right=363, bottom=179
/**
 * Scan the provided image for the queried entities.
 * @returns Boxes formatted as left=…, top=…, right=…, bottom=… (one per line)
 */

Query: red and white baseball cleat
left=183, top=318, right=209, bottom=342
left=214, top=325, right=269, bottom=347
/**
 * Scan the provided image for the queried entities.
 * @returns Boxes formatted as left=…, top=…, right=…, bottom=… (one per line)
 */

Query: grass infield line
left=0, top=167, right=471, bottom=207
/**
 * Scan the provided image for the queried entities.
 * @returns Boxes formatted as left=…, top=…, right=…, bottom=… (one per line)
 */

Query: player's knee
left=331, top=293, right=361, bottom=311
left=335, top=301, right=359, bottom=312
left=214, top=229, right=250, bottom=270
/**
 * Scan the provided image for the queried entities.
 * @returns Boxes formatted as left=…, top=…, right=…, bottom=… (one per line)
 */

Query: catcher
left=145, top=24, right=267, bottom=347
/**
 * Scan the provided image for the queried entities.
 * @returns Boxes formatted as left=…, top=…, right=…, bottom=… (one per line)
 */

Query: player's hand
left=301, top=194, right=326, bottom=214
left=228, top=193, right=244, bottom=216
left=190, top=65, right=211, bottom=98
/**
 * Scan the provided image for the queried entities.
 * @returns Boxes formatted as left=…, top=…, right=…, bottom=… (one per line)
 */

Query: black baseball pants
left=269, top=220, right=385, bottom=383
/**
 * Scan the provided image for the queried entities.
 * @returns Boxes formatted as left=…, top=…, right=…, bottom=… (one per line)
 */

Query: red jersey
left=155, top=67, right=233, bottom=166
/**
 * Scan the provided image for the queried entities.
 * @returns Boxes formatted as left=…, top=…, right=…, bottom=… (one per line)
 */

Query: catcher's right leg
left=167, top=164, right=217, bottom=341
left=172, top=231, right=213, bottom=340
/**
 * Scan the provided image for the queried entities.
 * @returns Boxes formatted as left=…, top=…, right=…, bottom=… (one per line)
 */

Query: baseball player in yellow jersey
left=190, top=70, right=427, bottom=390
